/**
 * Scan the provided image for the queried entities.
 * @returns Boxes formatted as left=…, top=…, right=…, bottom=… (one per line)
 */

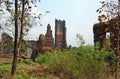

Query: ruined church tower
left=55, top=19, right=67, bottom=49
left=45, top=24, right=54, bottom=48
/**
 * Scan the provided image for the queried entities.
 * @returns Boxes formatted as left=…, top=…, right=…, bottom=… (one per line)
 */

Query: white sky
left=28, top=0, right=104, bottom=47
left=0, top=0, right=106, bottom=47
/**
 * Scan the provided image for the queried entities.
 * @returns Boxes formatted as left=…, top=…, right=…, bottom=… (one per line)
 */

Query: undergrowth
left=0, top=46, right=116, bottom=79
left=36, top=46, right=115, bottom=79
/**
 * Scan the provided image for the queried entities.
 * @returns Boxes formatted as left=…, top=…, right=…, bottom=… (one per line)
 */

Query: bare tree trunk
left=115, top=54, right=119, bottom=79
left=11, top=0, right=18, bottom=78
left=115, top=1, right=120, bottom=79
left=114, top=20, right=119, bottom=79
left=18, top=0, right=25, bottom=63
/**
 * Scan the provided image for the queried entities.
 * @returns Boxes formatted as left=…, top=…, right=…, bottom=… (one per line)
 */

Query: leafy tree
left=0, top=0, right=44, bottom=78
left=20, top=41, right=28, bottom=53
left=76, top=34, right=85, bottom=47
left=97, top=0, right=120, bottom=79
left=11, top=0, right=18, bottom=78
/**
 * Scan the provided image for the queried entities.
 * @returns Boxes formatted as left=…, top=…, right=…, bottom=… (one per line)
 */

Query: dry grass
left=1, top=57, right=120, bottom=79
left=0, top=57, right=12, bottom=64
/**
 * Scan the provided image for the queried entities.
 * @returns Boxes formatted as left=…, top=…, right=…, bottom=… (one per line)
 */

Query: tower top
left=55, top=19, right=65, bottom=22
left=47, top=24, right=51, bottom=30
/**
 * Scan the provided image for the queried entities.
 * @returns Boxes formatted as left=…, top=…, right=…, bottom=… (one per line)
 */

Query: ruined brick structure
left=30, top=20, right=67, bottom=60
left=55, top=19, right=67, bottom=49
left=93, top=23, right=108, bottom=48
left=1, top=33, right=13, bottom=57
left=44, top=24, right=54, bottom=49
left=35, top=24, right=54, bottom=52
left=93, top=22, right=119, bottom=52
left=30, top=24, right=54, bottom=60
left=1, top=19, right=67, bottom=58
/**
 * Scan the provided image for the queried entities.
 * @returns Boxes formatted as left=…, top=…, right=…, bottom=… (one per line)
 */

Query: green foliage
left=76, top=33, right=85, bottom=47
left=97, top=0, right=118, bottom=23
left=23, top=59, right=33, bottom=65
left=0, top=63, right=11, bottom=78
left=0, top=63, right=11, bottom=74
left=45, top=11, right=50, bottom=13
left=20, top=41, right=28, bottom=53
left=36, top=52, right=51, bottom=64
left=0, top=45, right=115, bottom=79
left=17, top=72, right=29, bottom=79
left=17, top=72, right=35, bottom=79
left=36, top=46, right=115, bottom=79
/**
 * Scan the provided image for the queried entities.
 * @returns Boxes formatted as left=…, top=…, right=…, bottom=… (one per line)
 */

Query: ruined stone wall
left=0, top=20, right=68, bottom=58
left=1, top=33, right=13, bottom=57
left=93, top=23, right=108, bottom=48
left=55, top=19, right=67, bottom=49
left=45, top=24, right=54, bottom=49
left=93, top=22, right=119, bottom=52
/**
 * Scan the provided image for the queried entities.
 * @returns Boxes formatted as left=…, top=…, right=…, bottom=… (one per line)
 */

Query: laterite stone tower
left=55, top=19, right=67, bottom=49
left=45, top=24, right=54, bottom=48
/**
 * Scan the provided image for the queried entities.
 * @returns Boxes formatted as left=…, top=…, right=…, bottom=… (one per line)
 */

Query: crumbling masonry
left=93, top=22, right=119, bottom=53
left=55, top=19, right=67, bottom=49
left=0, top=19, right=67, bottom=57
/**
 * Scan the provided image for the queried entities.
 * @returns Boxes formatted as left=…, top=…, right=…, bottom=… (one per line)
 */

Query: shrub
left=35, top=46, right=115, bottom=79
left=23, top=59, right=33, bottom=65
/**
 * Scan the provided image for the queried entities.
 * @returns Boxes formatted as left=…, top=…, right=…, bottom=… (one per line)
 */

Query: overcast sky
left=28, top=0, right=103, bottom=47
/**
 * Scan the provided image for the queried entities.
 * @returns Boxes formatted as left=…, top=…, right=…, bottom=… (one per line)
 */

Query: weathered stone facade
left=93, top=21, right=119, bottom=52
left=55, top=19, right=67, bottom=49
left=34, top=24, right=54, bottom=52
left=93, top=23, right=108, bottom=48
left=44, top=24, right=54, bottom=49
left=1, top=19, right=67, bottom=58
left=30, top=24, right=54, bottom=60
left=1, top=33, right=13, bottom=57
left=30, top=20, right=67, bottom=60
left=29, top=20, right=67, bottom=56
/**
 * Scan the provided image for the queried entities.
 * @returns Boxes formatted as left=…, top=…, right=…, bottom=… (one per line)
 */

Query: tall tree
left=0, top=0, right=50, bottom=78
left=76, top=34, right=85, bottom=47
left=11, top=0, right=42, bottom=78
left=11, top=0, right=18, bottom=78
left=97, top=0, right=120, bottom=79
left=17, top=0, right=25, bottom=63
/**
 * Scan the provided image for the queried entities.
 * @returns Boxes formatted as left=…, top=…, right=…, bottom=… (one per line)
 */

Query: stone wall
left=44, top=24, right=54, bottom=49
left=1, top=33, right=13, bottom=57
left=93, top=22, right=119, bottom=53
left=55, top=19, right=67, bottom=49
left=1, top=19, right=68, bottom=58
